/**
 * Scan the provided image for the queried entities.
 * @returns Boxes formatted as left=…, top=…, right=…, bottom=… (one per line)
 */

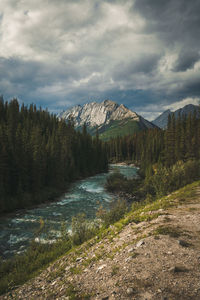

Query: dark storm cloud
left=0, top=56, right=85, bottom=107
left=133, top=0, right=200, bottom=43
left=133, top=0, right=200, bottom=69
left=113, top=54, right=161, bottom=81
left=0, top=0, right=199, bottom=119
left=173, top=50, right=200, bottom=72
left=182, top=79, right=200, bottom=96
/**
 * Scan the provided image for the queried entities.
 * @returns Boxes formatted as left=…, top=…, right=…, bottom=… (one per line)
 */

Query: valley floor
left=1, top=182, right=200, bottom=300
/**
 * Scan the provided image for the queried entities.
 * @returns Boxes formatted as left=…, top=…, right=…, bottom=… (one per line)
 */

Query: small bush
left=105, top=170, right=143, bottom=198
left=105, top=170, right=127, bottom=192
left=111, top=265, right=119, bottom=276
left=144, top=160, right=200, bottom=198
left=97, top=199, right=127, bottom=227
left=71, top=213, right=99, bottom=246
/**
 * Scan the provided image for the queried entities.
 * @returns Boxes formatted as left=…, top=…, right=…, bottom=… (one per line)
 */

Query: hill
left=152, top=104, right=199, bottom=129
left=58, top=100, right=157, bottom=140
left=3, top=181, right=200, bottom=300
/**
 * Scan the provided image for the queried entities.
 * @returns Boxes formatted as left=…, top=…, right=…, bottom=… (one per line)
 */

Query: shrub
left=145, top=160, right=200, bottom=198
left=71, top=213, right=99, bottom=246
left=105, top=170, right=127, bottom=192
left=97, top=199, right=127, bottom=227
left=105, top=170, right=142, bottom=197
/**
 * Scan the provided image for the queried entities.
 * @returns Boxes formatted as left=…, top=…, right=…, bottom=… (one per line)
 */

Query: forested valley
left=1, top=98, right=199, bottom=213
left=106, top=108, right=200, bottom=199
left=0, top=98, right=108, bottom=213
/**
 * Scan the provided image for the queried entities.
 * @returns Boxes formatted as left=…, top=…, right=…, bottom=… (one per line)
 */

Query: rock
left=102, top=296, right=109, bottom=300
left=128, top=247, right=134, bottom=253
left=169, top=266, right=187, bottom=273
left=76, top=257, right=82, bottom=262
left=109, top=225, right=115, bottom=230
left=178, top=240, right=190, bottom=247
left=51, top=280, right=57, bottom=286
left=97, top=264, right=107, bottom=272
left=169, top=267, right=175, bottom=273
left=84, top=268, right=89, bottom=272
left=136, top=240, right=145, bottom=247
left=125, top=257, right=132, bottom=262
left=127, top=287, right=134, bottom=295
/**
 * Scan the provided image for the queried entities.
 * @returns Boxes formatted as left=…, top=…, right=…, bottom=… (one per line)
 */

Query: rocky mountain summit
left=58, top=100, right=139, bottom=127
left=58, top=100, right=156, bottom=139
left=153, top=104, right=199, bottom=129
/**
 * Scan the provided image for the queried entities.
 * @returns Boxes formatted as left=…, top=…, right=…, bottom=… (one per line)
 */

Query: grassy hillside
left=2, top=180, right=200, bottom=299
left=1, top=180, right=200, bottom=298
left=98, top=119, right=141, bottom=140
left=76, top=118, right=154, bottom=141
left=77, top=119, right=142, bottom=140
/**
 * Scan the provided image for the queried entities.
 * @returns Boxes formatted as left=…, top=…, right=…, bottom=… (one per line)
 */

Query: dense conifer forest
left=106, top=108, right=200, bottom=198
left=0, top=98, right=108, bottom=213
left=0, top=97, right=199, bottom=213
left=106, top=108, right=200, bottom=171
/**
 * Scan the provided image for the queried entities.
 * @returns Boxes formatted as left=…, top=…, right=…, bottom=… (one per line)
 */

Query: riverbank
left=1, top=180, right=200, bottom=299
left=0, top=169, right=110, bottom=219
left=0, top=187, right=66, bottom=219
left=0, top=165, right=137, bottom=261
left=109, top=161, right=139, bottom=168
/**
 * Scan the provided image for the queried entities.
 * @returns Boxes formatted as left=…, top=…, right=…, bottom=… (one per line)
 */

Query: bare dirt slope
left=1, top=185, right=200, bottom=300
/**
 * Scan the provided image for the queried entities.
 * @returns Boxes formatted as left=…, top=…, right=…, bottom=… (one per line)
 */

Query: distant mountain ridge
left=58, top=100, right=156, bottom=140
left=152, top=104, right=199, bottom=129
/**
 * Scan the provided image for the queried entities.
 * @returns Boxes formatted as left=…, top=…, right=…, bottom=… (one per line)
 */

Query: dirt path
left=1, top=187, right=200, bottom=299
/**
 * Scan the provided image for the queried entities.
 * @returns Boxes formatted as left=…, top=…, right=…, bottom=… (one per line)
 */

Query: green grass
left=111, top=265, right=120, bottom=276
left=76, top=118, right=142, bottom=141
left=0, top=240, right=72, bottom=295
left=99, top=119, right=141, bottom=140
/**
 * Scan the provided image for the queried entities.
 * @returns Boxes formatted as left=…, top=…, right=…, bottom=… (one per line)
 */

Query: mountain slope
left=3, top=181, right=200, bottom=300
left=153, top=104, right=199, bottom=129
left=58, top=100, right=156, bottom=139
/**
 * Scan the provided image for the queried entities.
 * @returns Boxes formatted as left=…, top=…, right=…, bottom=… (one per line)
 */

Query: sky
left=0, top=0, right=200, bottom=120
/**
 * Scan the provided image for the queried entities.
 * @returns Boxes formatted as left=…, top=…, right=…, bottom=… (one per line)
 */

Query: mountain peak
left=153, top=104, right=199, bottom=128
left=103, top=99, right=116, bottom=106
left=58, top=100, right=139, bottom=127
left=58, top=100, right=156, bottom=139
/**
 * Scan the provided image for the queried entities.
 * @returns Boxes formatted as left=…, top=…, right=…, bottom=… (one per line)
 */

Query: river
left=0, top=164, right=137, bottom=258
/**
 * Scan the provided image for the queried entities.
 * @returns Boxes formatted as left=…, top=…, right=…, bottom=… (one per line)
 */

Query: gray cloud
left=113, top=54, right=162, bottom=82
left=173, top=50, right=200, bottom=72
left=133, top=0, right=200, bottom=43
left=0, top=0, right=199, bottom=118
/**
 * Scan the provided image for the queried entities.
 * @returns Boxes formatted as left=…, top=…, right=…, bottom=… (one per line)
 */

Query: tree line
left=106, top=108, right=200, bottom=175
left=105, top=107, right=200, bottom=199
left=0, top=98, right=108, bottom=213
